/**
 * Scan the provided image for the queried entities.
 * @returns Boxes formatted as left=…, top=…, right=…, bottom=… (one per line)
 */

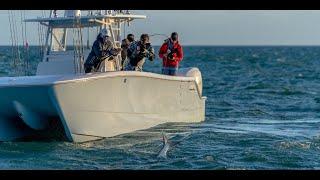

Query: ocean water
left=1, top=46, right=320, bottom=169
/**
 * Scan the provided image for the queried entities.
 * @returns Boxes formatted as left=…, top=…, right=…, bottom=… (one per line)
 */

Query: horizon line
left=2, top=44, right=320, bottom=47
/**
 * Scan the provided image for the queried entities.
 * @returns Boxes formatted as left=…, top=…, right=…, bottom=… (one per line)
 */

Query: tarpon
left=157, top=132, right=192, bottom=159
left=157, top=133, right=170, bottom=159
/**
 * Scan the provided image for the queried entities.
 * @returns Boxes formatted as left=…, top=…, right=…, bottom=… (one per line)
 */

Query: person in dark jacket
left=125, top=34, right=155, bottom=72
left=84, top=28, right=121, bottom=73
left=120, top=34, right=135, bottom=70
left=158, top=32, right=183, bottom=76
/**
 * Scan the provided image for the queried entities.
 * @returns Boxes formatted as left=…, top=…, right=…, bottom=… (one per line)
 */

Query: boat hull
left=0, top=70, right=206, bottom=142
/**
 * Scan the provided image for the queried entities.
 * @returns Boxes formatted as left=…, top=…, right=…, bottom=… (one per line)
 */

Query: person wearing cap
left=125, top=34, right=155, bottom=72
left=84, top=28, right=121, bottom=73
left=159, top=32, right=183, bottom=76
left=120, top=34, right=136, bottom=70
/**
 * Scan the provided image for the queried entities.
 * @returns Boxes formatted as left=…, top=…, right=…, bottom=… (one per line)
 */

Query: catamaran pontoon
left=0, top=10, right=206, bottom=142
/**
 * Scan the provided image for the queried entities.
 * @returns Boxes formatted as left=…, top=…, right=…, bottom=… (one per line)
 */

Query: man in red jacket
left=159, top=32, right=183, bottom=76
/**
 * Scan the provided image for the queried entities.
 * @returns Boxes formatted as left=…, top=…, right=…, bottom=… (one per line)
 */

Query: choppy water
left=1, top=46, right=320, bottom=169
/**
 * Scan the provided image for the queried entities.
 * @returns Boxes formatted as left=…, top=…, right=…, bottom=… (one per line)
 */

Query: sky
left=1, top=10, right=320, bottom=46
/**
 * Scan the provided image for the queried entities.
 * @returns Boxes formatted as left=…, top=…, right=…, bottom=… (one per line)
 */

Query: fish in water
left=157, top=132, right=192, bottom=159
left=157, top=133, right=170, bottom=159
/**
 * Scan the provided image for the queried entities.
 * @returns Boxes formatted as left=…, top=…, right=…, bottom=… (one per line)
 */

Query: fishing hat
left=99, top=28, right=110, bottom=38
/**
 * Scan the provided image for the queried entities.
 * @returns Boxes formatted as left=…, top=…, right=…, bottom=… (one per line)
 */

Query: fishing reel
left=109, top=48, right=122, bottom=56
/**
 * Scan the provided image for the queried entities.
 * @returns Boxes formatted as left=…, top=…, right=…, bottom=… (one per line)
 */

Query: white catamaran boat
left=0, top=10, right=206, bottom=142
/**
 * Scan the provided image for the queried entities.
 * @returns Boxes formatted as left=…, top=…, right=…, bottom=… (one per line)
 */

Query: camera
left=167, top=48, right=177, bottom=60
left=137, top=43, right=151, bottom=60
left=140, top=43, right=150, bottom=51
left=167, top=52, right=174, bottom=60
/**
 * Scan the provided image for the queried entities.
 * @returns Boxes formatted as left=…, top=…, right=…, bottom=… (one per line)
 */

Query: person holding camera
left=84, top=28, right=121, bottom=73
left=125, top=34, right=155, bottom=72
left=159, top=32, right=183, bottom=76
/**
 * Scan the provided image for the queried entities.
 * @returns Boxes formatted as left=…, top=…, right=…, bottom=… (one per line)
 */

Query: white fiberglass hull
left=0, top=69, right=206, bottom=142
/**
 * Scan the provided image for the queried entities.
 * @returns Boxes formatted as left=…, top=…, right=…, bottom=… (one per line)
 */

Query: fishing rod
left=149, top=33, right=169, bottom=39
left=149, top=34, right=171, bottom=69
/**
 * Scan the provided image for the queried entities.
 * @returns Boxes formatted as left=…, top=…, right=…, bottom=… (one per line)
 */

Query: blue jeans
left=162, top=67, right=178, bottom=76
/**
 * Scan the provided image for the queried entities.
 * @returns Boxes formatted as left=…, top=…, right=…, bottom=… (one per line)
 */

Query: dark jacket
left=84, top=37, right=114, bottom=69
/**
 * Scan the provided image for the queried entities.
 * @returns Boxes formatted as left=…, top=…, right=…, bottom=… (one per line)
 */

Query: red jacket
left=159, top=39, right=183, bottom=68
